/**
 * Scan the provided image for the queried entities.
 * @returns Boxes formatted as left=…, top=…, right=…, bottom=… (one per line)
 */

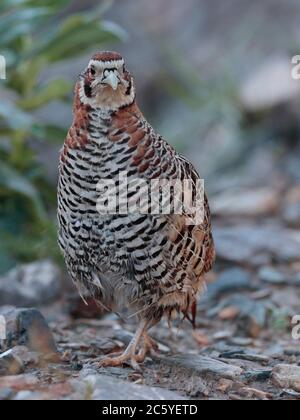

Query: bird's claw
left=98, top=354, right=143, bottom=371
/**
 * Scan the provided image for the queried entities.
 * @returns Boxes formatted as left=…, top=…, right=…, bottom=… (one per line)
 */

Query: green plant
left=0, top=0, right=125, bottom=273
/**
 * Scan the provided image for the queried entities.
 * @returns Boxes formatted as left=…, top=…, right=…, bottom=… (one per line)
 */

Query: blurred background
left=1, top=0, right=300, bottom=303
left=1, top=0, right=300, bottom=400
left=1, top=0, right=300, bottom=274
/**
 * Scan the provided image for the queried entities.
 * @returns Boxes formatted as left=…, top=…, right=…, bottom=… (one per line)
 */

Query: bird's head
left=78, top=51, right=135, bottom=110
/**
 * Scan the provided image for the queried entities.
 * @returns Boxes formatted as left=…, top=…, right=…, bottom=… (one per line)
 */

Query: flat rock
left=0, top=307, right=58, bottom=359
left=0, top=373, right=38, bottom=390
left=0, top=387, right=14, bottom=400
left=212, top=188, right=279, bottom=217
left=215, top=224, right=300, bottom=264
left=204, top=268, right=254, bottom=301
left=72, top=373, right=187, bottom=400
left=0, top=260, right=61, bottom=306
left=0, top=348, right=24, bottom=376
left=272, top=364, right=300, bottom=392
left=161, top=354, right=243, bottom=380
left=208, top=294, right=267, bottom=338
left=258, top=266, right=288, bottom=285
left=220, top=350, right=270, bottom=364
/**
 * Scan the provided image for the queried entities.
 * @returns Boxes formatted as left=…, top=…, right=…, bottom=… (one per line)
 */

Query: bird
left=58, top=51, right=215, bottom=369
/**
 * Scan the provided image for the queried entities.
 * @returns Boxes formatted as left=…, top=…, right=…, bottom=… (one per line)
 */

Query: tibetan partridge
left=58, top=51, right=215, bottom=369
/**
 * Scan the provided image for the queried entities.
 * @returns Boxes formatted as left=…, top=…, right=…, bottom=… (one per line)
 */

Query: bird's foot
left=99, top=351, right=143, bottom=371
left=98, top=335, right=159, bottom=371
left=143, top=333, right=159, bottom=357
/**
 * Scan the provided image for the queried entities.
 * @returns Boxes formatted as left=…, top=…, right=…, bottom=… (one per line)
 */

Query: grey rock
left=161, top=354, right=243, bottom=380
left=0, top=260, right=61, bottom=306
left=215, top=224, right=300, bottom=264
left=13, top=390, right=42, bottom=400
left=72, top=374, right=187, bottom=400
left=204, top=268, right=254, bottom=301
left=227, top=337, right=253, bottom=347
left=208, top=294, right=267, bottom=338
left=219, top=350, right=270, bottom=364
left=0, top=307, right=58, bottom=359
left=242, top=370, right=272, bottom=382
left=0, top=348, right=24, bottom=376
left=0, top=388, right=14, bottom=400
left=272, top=364, right=300, bottom=392
left=258, top=266, right=288, bottom=285
left=212, top=188, right=279, bottom=217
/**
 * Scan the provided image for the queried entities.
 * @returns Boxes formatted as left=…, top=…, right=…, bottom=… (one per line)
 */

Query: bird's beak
left=102, top=71, right=119, bottom=91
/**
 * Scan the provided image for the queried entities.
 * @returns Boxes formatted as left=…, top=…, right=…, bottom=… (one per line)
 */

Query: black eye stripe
left=90, top=66, right=96, bottom=75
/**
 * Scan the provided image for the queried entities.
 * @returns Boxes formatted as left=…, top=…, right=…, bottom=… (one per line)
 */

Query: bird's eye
left=90, top=66, right=96, bottom=76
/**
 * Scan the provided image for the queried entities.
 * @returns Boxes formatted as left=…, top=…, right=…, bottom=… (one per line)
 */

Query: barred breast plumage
left=58, top=51, right=215, bottom=369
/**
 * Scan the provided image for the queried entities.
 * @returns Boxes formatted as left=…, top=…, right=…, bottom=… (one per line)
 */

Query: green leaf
left=0, top=162, right=46, bottom=220
left=31, top=124, right=67, bottom=142
left=33, top=14, right=125, bottom=63
left=26, top=0, right=70, bottom=12
left=0, top=8, right=51, bottom=45
left=18, top=79, right=72, bottom=110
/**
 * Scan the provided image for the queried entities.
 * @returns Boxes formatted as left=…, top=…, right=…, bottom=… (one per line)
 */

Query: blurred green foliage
left=0, top=0, right=124, bottom=273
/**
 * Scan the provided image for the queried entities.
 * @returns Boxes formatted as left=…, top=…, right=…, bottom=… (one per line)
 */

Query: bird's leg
left=143, top=332, right=159, bottom=356
left=134, top=331, right=159, bottom=363
left=99, top=320, right=148, bottom=371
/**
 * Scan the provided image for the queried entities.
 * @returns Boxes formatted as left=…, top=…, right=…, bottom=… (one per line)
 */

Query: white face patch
left=79, top=58, right=135, bottom=111
left=88, top=59, right=124, bottom=71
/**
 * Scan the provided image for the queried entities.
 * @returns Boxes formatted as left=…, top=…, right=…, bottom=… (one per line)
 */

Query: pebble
left=205, top=268, right=254, bottom=301
left=161, top=354, right=243, bottom=380
left=258, top=266, right=288, bottom=285
left=0, top=348, right=24, bottom=376
left=71, top=373, right=187, bottom=400
left=272, top=364, right=300, bottom=392
left=0, top=307, right=59, bottom=362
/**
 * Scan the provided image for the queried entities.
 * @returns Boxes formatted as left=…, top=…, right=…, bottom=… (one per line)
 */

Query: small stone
left=0, top=387, right=14, bottom=400
left=235, top=300, right=267, bottom=338
left=272, top=364, right=300, bottom=392
left=218, top=306, right=239, bottom=320
left=227, top=337, right=253, bottom=347
left=258, top=266, right=288, bottom=285
left=14, top=390, right=39, bottom=400
left=71, top=374, right=187, bottom=400
left=205, top=268, right=254, bottom=301
left=280, top=389, right=300, bottom=398
left=239, top=387, right=273, bottom=400
left=213, top=331, right=233, bottom=341
left=192, top=331, right=210, bottom=347
left=212, top=188, right=279, bottom=217
left=0, top=348, right=24, bottom=376
left=215, top=224, right=300, bottom=264
left=209, top=295, right=267, bottom=338
left=220, top=350, right=270, bottom=364
left=0, top=374, right=38, bottom=390
left=216, top=378, right=233, bottom=393
left=162, top=354, right=243, bottom=380
left=242, top=370, right=272, bottom=382
left=0, top=307, right=59, bottom=361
